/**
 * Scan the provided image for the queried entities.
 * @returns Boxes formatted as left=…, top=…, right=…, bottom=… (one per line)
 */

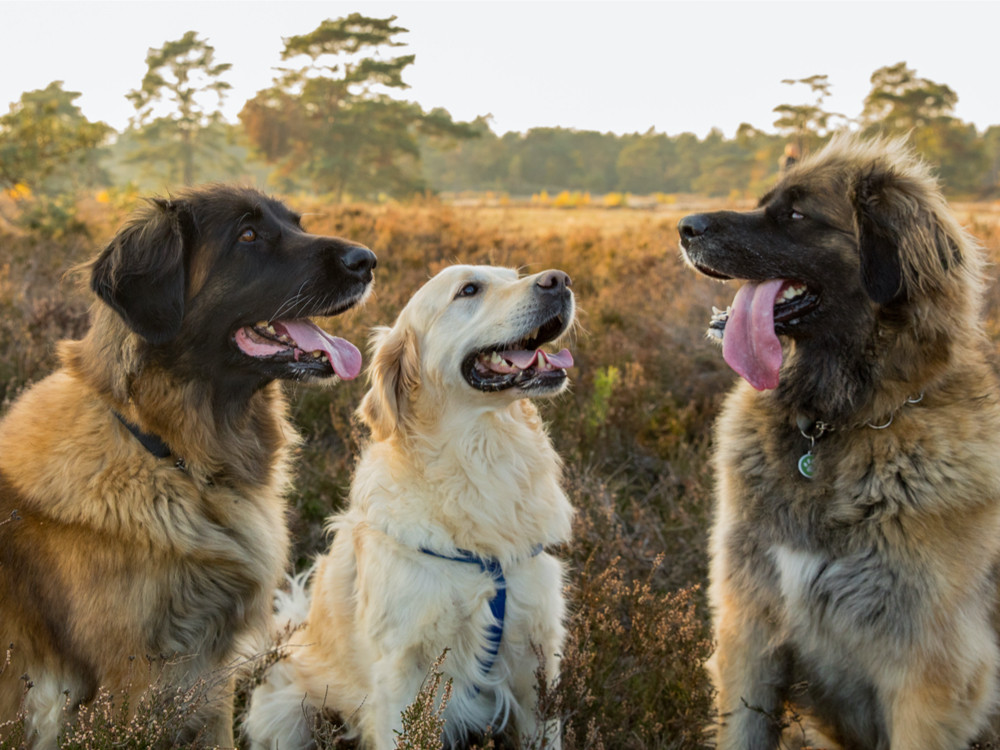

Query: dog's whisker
left=271, top=293, right=307, bottom=321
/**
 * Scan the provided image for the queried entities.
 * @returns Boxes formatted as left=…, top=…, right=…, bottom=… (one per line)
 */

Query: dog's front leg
left=710, top=611, right=788, bottom=750
left=510, top=648, right=562, bottom=749
left=368, top=652, right=432, bottom=750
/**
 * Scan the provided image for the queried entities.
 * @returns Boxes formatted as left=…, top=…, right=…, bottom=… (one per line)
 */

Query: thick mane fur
left=773, top=134, right=987, bottom=425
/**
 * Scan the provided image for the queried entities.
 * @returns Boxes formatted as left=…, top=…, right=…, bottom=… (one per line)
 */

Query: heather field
left=3, top=194, right=1000, bottom=748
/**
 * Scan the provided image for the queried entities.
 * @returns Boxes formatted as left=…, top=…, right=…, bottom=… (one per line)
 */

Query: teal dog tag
left=798, top=452, right=815, bottom=479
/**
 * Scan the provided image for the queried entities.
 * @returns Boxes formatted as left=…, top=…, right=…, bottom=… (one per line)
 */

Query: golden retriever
left=0, top=185, right=375, bottom=747
left=679, top=135, right=1000, bottom=748
left=246, top=265, right=576, bottom=749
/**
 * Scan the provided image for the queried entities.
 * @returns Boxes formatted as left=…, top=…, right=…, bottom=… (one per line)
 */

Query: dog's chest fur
left=0, top=369, right=291, bottom=666
left=711, top=377, right=1000, bottom=687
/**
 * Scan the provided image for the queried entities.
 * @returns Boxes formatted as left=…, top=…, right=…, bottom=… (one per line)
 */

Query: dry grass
left=2, top=193, right=1000, bottom=747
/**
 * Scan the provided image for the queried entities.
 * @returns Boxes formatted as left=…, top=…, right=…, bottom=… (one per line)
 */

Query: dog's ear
left=852, top=164, right=961, bottom=306
left=90, top=198, right=189, bottom=344
left=358, top=324, right=419, bottom=441
left=852, top=168, right=907, bottom=305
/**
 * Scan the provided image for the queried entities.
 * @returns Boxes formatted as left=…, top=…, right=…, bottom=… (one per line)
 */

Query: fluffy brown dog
left=679, top=135, right=1000, bottom=749
left=246, top=265, right=576, bottom=750
left=0, top=185, right=375, bottom=747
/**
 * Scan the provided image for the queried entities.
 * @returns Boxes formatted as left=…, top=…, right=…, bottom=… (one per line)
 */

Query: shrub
left=5, top=194, right=999, bottom=747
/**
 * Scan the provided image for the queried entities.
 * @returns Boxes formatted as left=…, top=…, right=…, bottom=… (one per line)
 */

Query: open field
left=2, top=195, right=1000, bottom=747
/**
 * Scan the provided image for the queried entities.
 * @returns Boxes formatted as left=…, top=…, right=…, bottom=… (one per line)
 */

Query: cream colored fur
left=246, top=265, right=576, bottom=749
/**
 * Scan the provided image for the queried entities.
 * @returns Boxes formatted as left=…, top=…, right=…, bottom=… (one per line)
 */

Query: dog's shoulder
left=0, top=369, right=103, bottom=497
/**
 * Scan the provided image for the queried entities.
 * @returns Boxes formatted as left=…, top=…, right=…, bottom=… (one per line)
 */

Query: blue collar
left=420, top=544, right=543, bottom=683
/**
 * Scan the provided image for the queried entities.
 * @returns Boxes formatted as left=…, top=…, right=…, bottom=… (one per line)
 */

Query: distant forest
left=3, top=15, right=999, bottom=208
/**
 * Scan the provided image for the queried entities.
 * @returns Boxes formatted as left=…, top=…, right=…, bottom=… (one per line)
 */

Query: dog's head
left=359, top=265, right=575, bottom=441
left=89, top=185, right=376, bottom=388
left=677, top=135, right=977, bottom=394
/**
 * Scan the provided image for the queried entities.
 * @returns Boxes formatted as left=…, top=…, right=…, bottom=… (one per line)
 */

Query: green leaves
left=125, top=31, right=234, bottom=185
left=240, top=14, right=474, bottom=201
left=281, top=13, right=409, bottom=60
left=861, top=61, right=958, bottom=132
left=0, top=81, right=110, bottom=193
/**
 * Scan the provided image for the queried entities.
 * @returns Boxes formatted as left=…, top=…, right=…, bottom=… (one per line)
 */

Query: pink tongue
left=722, top=280, right=785, bottom=391
left=274, top=320, right=362, bottom=380
left=504, top=348, right=574, bottom=370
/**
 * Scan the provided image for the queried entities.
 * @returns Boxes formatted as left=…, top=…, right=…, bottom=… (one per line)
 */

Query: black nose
left=341, top=245, right=377, bottom=277
left=678, top=214, right=710, bottom=245
left=536, top=269, right=571, bottom=292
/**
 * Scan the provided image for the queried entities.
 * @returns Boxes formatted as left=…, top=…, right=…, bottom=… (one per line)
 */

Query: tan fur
left=682, top=136, right=1000, bottom=749
left=0, top=318, right=293, bottom=749
left=247, top=266, right=576, bottom=750
left=0, top=185, right=373, bottom=747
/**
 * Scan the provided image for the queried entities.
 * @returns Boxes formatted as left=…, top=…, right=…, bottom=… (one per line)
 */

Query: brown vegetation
left=2, top=194, right=1000, bottom=747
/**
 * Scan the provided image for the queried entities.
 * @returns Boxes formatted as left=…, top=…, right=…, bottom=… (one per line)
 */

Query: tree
left=773, top=74, right=843, bottom=156
left=859, top=62, right=986, bottom=192
left=0, top=81, right=110, bottom=193
left=984, top=125, right=1000, bottom=195
left=419, top=115, right=511, bottom=192
left=616, top=131, right=668, bottom=194
left=125, top=31, right=236, bottom=185
left=240, top=14, right=476, bottom=200
left=860, top=62, right=958, bottom=133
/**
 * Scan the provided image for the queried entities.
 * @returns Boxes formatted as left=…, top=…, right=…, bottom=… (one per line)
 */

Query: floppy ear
left=358, top=324, right=419, bottom=441
left=90, top=198, right=189, bottom=344
left=852, top=169, right=906, bottom=305
left=852, top=165, right=961, bottom=305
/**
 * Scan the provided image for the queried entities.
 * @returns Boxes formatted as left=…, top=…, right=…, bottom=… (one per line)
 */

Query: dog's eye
left=790, top=210, right=805, bottom=220
left=455, top=282, right=480, bottom=299
left=239, top=228, right=257, bottom=243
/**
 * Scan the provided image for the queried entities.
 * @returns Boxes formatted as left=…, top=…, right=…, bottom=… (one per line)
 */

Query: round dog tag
left=798, top=452, right=815, bottom=479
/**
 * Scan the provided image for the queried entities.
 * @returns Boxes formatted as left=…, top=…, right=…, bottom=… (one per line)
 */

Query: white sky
left=2, top=0, right=998, bottom=138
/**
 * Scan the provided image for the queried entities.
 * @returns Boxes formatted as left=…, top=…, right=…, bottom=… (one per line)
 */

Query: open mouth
left=709, top=279, right=820, bottom=391
left=234, top=318, right=362, bottom=380
left=709, top=280, right=820, bottom=340
left=461, top=312, right=574, bottom=393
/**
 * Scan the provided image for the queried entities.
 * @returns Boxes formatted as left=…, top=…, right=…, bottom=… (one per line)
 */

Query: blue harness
left=420, top=544, right=543, bottom=682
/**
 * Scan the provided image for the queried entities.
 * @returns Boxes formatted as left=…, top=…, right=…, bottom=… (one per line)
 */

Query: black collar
left=112, top=410, right=173, bottom=459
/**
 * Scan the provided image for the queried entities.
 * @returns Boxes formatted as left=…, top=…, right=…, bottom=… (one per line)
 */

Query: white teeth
left=711, top=306, right=731, bottom=322
left=780, top=285, right=806, bottom=302
left=529, top=327, right=540, bottom=340
left=490, top=352, right=503, bottom=364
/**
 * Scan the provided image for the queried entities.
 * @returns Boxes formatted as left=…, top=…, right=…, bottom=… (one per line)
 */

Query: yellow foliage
left=553, top=190, right=592, bottom=209
left=602, top=192, right=627, bottom=208
left=553, top=191, right=573, bottom=208
left=95, top=190, right=111, bottom=204
left=3, top=183, right=31, bottom=202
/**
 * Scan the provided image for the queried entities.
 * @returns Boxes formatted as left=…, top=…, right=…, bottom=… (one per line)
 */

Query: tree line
left=2, top=14, right=999, bottom=212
